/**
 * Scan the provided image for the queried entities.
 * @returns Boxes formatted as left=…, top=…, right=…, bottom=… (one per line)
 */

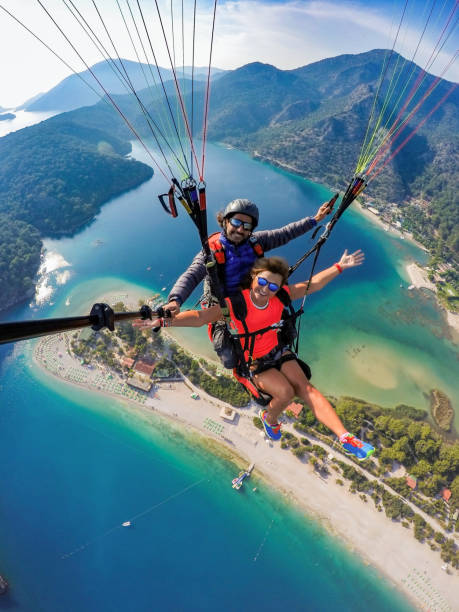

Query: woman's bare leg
left=280, top=359, right=347, bottom=438
left=253, top=367, right=295, bottom=425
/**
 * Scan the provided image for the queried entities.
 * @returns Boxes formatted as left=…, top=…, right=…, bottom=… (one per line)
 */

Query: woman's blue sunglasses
left=257, top=277, right=280, bottom=292
left=228, top=217, right=253, bottom=231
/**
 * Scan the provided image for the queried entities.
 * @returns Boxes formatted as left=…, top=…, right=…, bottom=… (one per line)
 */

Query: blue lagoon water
left=0, top=347, right=414, bottom=612
left=2, top=139, right=456, bottom=610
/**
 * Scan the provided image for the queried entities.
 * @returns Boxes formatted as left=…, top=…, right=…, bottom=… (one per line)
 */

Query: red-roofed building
left=406, top=475, right=417, bottom=490
left=134, top=359, right=157, bottom=377
left=121, top=357, right=135, bottom=369
left=286, top=402, right=303, bottom=419
left=441, top=488, right=452, bottom=503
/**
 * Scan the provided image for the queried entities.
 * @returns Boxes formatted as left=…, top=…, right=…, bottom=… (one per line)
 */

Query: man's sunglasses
left=228, top=217, right=253, bottom=231
left=257, top=277, right=280, bottom=292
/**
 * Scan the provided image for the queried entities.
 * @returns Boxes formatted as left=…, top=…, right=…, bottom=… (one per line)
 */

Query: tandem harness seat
left=225, top=288, right=312, bottom=407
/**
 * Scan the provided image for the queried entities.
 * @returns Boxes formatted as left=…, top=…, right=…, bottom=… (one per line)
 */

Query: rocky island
left=430, top=389, right=455, bottom=432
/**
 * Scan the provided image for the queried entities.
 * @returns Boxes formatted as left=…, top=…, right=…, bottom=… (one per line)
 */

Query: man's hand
left=162, top=300, right=181, bottom=317
left=314, top=197, right=336, bottom=222
left=338, top=249, right=365, bottom=270
left=132, top=318, right=160, bottom=328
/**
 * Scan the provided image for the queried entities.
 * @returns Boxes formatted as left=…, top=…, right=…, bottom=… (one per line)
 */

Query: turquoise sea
left=1, top=137, right=457, bottom=610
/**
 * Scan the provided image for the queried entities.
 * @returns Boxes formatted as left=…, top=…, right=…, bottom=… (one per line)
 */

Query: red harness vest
left=225, top=287, right=291, bottom=360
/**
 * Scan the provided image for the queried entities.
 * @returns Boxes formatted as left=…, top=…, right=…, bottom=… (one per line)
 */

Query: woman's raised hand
left=338, top=249, right=365, bottom=269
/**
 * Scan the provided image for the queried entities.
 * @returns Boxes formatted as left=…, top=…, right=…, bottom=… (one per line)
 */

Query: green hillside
left=0, top=114, right=153, bottom=311
left=206, top=51, right=458, bottom=261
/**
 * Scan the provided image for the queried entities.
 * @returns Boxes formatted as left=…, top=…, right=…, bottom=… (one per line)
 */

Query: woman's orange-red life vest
left=225, top=287, right=291, bottom=361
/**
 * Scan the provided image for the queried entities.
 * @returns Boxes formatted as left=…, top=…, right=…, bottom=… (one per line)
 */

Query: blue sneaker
left=340, top=434, right=374, bottom=461
left=259, top=409, right=282, bottom=441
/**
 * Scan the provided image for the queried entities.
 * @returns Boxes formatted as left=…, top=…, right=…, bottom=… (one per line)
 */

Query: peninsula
left=0, top=114, right=153, bottom=313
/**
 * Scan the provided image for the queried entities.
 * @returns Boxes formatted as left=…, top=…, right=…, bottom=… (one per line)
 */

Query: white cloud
left=212, top=1, right=458, bottom=78
left=0, top=0, right=457, bottom=108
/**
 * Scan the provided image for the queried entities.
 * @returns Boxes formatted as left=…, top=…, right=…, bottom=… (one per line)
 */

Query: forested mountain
left=0, top=113, right=153, bottom=311
left=205, top=51, right=458, bottom=259
left=0, top=216, right=42, bottom=311
left=82, top=51, right=456, bottom=258
left=25, top=59, right=226, bottom=112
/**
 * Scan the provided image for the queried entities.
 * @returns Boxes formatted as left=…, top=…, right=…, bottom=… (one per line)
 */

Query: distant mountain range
left=23, top=59, right=226, bottom=112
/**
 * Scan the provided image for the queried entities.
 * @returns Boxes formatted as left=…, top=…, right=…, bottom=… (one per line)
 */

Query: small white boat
left=122, top=521, right=132, bottom=527
left=161, top=286, right=166, bottom=291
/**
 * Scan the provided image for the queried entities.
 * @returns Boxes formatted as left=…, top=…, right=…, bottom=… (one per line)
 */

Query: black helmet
left=223, top=199, right=259, bottom=228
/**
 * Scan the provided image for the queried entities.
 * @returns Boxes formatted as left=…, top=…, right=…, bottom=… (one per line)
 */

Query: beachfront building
left=134, top=359, right=157, bottom=377
left=121, top=357, right=135, bottom=369
left=220, top=407, right=237, bottom=422
left=127, top=377, right=152, bottom=393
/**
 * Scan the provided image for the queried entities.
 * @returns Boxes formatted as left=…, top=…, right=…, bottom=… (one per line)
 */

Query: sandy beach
left=406, top=262, right=459, bottom=339
left=33, top=299, right=458, bottom=612
left=350, top=202, right=459, bottom=343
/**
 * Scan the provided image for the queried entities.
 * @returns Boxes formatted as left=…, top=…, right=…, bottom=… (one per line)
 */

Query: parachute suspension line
left=90, top=0, right=188, bottom=178
left=61, top=0, right=182, bottom=179
left=136, top=0, right=192, bottom=177
left=169, top=0, right=185, bottom=174
left=0, top=3, right=109, bottom=110
left=358, top=0, right=458, bottom=176
left=61, top=0, right=131, bottom=97
left=180, top=0, right=189, bottom=175
left=172, top=0, right=187, bottom=181
left=153, top=0, right=202, bottom=179
left=288, top=184, right=364, bottom=282
left=357, top=0, right=440, bottom=172
left=123, top=0, right=178, bottom=157
left=191, top=0, right=197, bottom=174
left=367, top=49, right=458, bottom=177
left=200, top=0, right=218, bottom=182
left=355, top=49, right=393, bottom=174
left=369, top=79, right=458, bottom=182
left=292, top=238, right=323, bottom=357
left=115, top=0, right=184, bottom=171
left=34, top=0, right=171, bottom=183
left=356, top=0, right=410, bottom=173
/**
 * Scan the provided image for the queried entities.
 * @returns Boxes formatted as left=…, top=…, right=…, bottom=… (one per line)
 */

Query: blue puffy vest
left=219, top=233, right=259, bottom=296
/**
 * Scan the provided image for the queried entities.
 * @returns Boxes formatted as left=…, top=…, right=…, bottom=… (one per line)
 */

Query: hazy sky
left=0, top=0, right=457, bottom=108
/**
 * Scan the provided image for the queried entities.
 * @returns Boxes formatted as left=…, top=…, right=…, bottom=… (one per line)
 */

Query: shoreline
left=242, top=149, right=459, bottom=343
left=354, top=200, right=459, bottom=342
left=32, top=313, right=458, bottom=612
left=405, top=262, right=459, bottom=341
